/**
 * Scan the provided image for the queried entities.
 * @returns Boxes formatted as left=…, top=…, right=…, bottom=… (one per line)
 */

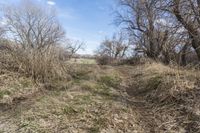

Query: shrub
left=96, top=56, right=112, bottom=65
left=0, top=44, right=68, bottom=83
left=0, top=90, right=11, bottom=99
left=99, top=75, right=121, bottom=88
left=119, top=56, right=153, bottom=65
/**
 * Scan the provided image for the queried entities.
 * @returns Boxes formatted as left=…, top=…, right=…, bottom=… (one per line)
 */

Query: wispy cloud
left=98, top=30, right=106, bottom=36
left=57, top=6, right=78, bottom=21
left=98, top=6, right=106, bottom=11
left=47, top=1, right=55, bottom=6
left=59, top=11, right=76, bottom=20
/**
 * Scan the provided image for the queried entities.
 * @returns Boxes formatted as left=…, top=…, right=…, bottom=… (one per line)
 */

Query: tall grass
left=0, top=43, right=68, bottom=83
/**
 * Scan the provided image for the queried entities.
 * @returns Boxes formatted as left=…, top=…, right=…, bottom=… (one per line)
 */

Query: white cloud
left=57, top=6, right=78, bottom=20
left=98, top=30, right=106, bottom=36
left=47, top=1, right=56, bottom=6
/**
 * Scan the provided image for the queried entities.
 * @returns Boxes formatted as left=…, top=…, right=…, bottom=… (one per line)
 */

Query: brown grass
left=117, top=62, right=200, bottom=132
left=0, top=44, right=70, bottom=83
left=0, top=54, right=200, bottom=132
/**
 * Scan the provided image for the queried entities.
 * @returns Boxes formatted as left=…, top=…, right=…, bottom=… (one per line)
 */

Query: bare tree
left=3, top=0, right=65, bottom=50
left=116, top=0, right=167, bottom=59
left=165, top=0, right=200, bottom=61
left=51, top=40, right=83, bottom=61
left=116, top=0, right=195, bottom=64
left=0, top=22, right=9, bottom=51
left=96, top=32, right=130, bottom=60
left=68, top=41, right=84, bottom=58
left=0, top=27, right=5, bottom=39
left=0, top=0, right=68, bottom=82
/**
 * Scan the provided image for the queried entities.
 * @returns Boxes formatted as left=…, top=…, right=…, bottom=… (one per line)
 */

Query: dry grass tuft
left=118, top=62, right=200, bottom=132
left=1, top=55, right=200, bottom=132
left=0, top=44, right=70, bottom=83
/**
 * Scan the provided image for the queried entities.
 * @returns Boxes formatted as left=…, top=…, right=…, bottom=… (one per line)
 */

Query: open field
left=0, top=63, right=200, bottom=132
left=67, top=58, right=97, bottom=64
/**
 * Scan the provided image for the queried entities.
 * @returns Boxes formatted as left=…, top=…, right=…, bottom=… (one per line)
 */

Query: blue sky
left=0, top=0, right=118, bottom=54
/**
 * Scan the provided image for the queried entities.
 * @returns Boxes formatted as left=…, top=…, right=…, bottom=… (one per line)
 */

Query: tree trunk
left=163, top=52, right=170, bottom=64
left=191, top=37, right=200, bottom=61
left=180, top=44, right=189, bottom=66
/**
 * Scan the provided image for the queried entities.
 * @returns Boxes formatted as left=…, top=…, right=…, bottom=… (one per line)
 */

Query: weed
left=81, top=83, right=95, bottom=91
left=73, top=95, right=93, bottom=105
left=81, top=95, right=91, bottom=102
left=147, top=76, right=162, bottom=90
left=20, top=79, right=33, bottom=88
left=88, top=126, right=100, bottom=133
left=0, top=90, right=11, bottom=99
left=93, top=117, right=107, bottom=128
left=63, top=105, right=78, bottom=115
left=44, top=81, right=71, bottom=91
left=88, top=117, right=107, bottom=133
left=9, top=83, right=20, bottom=91
left=99, top=75, right=121, bottom=88
left=63, top=105, right=85, bottom=115
left=69, top=66, right=92, bottom=80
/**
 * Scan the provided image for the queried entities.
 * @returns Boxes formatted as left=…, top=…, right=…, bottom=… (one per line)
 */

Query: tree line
left=96, top=0, right=200, bottom=66
left=0, top=0, right=83, bottom=82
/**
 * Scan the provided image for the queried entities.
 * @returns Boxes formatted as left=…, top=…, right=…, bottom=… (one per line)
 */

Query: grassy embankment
left=0, top=60, right=200, bottom=132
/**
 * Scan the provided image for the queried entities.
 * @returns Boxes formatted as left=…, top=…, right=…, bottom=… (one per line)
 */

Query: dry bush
left=0, top=44, right=69, bottom=83
left=0, top=0, right=73, bottom=83
left=96, top=56, right=113, bottom=65
left=122, top=62, right=200, bottom=132
left=119, top=57, right=154, bottom=65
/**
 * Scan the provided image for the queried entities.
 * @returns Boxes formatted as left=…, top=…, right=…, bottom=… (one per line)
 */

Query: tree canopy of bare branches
left=115, top=0, right=200, bottom=64
left=3, top=0, right=65, bottom=50
left=96, top=32, right=131, bottom=60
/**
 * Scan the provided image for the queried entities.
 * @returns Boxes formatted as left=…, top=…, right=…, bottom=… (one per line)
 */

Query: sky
left=0, top=0, right=118, bottom=55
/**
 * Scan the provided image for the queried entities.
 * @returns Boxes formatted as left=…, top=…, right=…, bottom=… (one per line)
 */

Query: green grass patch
left=147, top=76, right=162, bottom=90
left=73, top=95, right=93, bottom=105
left=68, top=58, right=96, bottom=64
left=81, top=83, right=96, bottom=91
left=20, top=79, right=33, bottom=88
left=93, top=117, right=107, bottom=127
left=63, top=105, right=85, bottom=115
left=44, top=80, right=72, bottom=91
left=88, top=126, right=100, bottom=133
left=70, top=68, right=92, bottom=80
left=88, top=117, right=107, bottom=133
left=99, top=75, right=121, bottom=88
left=63, top=105, right=78, bottom=115
left=0, top=90, right=11, bottom=99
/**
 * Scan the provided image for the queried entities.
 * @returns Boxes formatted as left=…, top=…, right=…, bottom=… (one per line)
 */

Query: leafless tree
left=96, top=32, right=130, bottom=60
left=161, top=0, right=200, bottom=61
left=63, top=39, right=84, bottom=59
left=0, top=22, right=9, bottom=51
left=68, top=41, right=84, bottom=58
left=3, top=0, right=65, bottom=50
left=116, top=0, right=168, bottom=60
left=0, top=27, right=5, bottom=39
left=116, top=0, right=198, bottom=64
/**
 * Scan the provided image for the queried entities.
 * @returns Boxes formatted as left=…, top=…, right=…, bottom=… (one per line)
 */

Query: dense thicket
left=96, top=0, right=200, bottom=65
left=0, top=0, right=82, bottom=82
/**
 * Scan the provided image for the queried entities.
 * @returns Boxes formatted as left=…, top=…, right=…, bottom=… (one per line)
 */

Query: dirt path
left=0, top=66, right=146, bottom=132
left=1, top=64, right=198, bottom=132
